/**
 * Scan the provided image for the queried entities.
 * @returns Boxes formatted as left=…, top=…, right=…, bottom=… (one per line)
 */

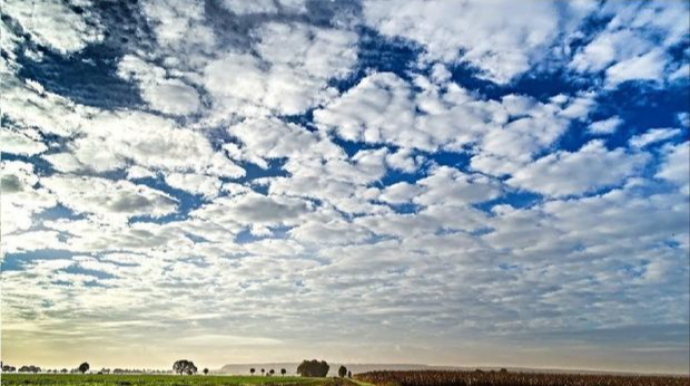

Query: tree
left=261, top=368, right=265, bottom=375
left=78, top=362, right=90, bottom=374
left=296, top=360, right=329, bottom=377
left=172, top=360, right=197, bottom=375
left=61, top=369, right=68, bottom=374
left=338, top=366, right=347, bottom=378
left=347, top=371, right=352, bottom=378
left=203, top=368, right=209, bottom=375
left=269, top=369, right=275, bottom=376
left=250, top=368, right=256, bottom=376
left=281, top=368, right=287, bottom=376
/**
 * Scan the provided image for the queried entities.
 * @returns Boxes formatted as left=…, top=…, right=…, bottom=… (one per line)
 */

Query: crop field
left=0, top=374, right=355, bottom=386
left=354, top=370, right=690, bottom=386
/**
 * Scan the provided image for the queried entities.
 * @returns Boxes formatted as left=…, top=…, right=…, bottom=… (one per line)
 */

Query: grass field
left=0, top=374, right=345, bottom=386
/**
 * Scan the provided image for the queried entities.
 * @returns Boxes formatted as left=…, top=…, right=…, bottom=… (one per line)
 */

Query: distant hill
left=217, top=363, right=434, bottom=376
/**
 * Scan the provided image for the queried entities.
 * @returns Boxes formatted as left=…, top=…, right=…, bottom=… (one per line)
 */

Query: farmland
left=3, top=371, right=689, bottom=386
left=0, top=374, right=351, bottom=386
left=354, top=370, right=690, bottom=386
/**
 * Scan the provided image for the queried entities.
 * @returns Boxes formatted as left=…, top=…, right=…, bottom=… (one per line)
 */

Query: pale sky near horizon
left=1, top=0, right=689, bottom=375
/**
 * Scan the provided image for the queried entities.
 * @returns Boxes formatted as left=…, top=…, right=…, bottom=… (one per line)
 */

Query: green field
left=0, top=374, right=352, bottom=386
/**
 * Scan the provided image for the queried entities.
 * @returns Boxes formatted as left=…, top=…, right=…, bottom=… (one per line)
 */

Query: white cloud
left=386, top=148, right=422, bottom=173
left=588, top=116, right=623, bottom=135
left=2, top=0, right=103, bottom=54
left=605, top=49, right=668, bottom=87
left=289, top=217, right=372, bottom=246
left=630, top=128, right=683, bottom=148
left=570, top=2, right=689, bottom=87
left=656, top=142, right=690, bottom=194
left=1, top=77, right=89, bottom=137
left=415, top=166, right=502, bottom=206
left=66, top=110, right=244, bottom=177
left=364, top=0, right=590, bottom=84
left=42, top=175, right=178, bottom=221
left=127, top=166, right=157, bottom=180
left=192, top=192, right=313, bottom=229
left=228, top=117, right=342, bottom=167
left=42, top=153, right=85, bottom=173
left=508, top=141, right=649, bottom=197
left=142, top=0, right=216, bottom=54
left=165, top=172, right=222, bottom=199
left=2, top=230, right=65, bottom=254
left=542, top=183, right=689, bottom=255
left=315, top=72, right=507, bottom=151
left=314, top=72, right=417, bottom=144
left=0, top=128, right=48, bottom=156
left=1, top=161, right=57, bottom=236
left=669, top=63, right=689, bottom=82
left=318, top=72, right=598, bottom=178
left=204, top=22, right=357, bottom=117
left=118, top=55, right=201, bottom=115
left=571, top=29, right=650, bottom=73
left=221, top=0, right=306, bottom=15
left=379, top=182, right=422, bottom=205
left=473, top=93, right=596, bottom=176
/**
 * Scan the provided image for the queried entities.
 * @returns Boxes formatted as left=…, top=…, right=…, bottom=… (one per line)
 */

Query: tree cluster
left=296, top=360, right=329, bottom=377
left=18, top=365, right=41, bottom=373
left=172, top=360, right=198, bottom=375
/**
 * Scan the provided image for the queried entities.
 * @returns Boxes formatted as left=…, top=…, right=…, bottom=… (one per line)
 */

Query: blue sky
left=1, top=0, right=689, bottom=374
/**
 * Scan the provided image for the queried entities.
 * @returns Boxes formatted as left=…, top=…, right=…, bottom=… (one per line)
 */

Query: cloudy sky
left=1, top=0, right=689, bottom=375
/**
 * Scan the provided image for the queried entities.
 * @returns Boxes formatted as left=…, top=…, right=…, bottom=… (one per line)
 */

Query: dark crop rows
left=355, top=370, right=690, bottom=386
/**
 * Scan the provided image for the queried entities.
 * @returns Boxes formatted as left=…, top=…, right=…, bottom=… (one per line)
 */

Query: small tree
left=261, top=368, right=265, bottom=375
left=281, top=368, right=286, bottom=376
left=338, top=366, right=347, bottom=378
left=61, top=369, right=68, bottom=374
left=250, top=368, right=256, bottom=376
left=78, top=362, right=90, bottom=374
left=203, top=368, right=209, bottom=375
left=269, top=369, right=275, bottom=376
left=347, top=371, right=352, bottom=378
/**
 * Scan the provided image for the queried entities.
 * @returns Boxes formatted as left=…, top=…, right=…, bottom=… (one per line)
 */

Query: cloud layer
left=1, top=0, right=689, bottom=374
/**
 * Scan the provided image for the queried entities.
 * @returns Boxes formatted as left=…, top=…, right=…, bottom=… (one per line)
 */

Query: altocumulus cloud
left=1, top=0, right=689, bottom=374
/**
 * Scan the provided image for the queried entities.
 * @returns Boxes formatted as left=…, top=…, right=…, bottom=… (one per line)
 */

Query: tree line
left=1, top=362, right=91, bottom=374
left=2, top=359, right=353, bottom=378
left=172, top=359, right=351, bottom=378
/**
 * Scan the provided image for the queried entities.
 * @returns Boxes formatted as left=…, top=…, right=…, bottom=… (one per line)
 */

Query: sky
left=1, top=0, right=689, bottom=375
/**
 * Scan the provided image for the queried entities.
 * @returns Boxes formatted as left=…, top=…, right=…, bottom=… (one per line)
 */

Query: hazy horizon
left=1, top=0, right=689, bottom=377
left=2, top=359, right=688, bottom=377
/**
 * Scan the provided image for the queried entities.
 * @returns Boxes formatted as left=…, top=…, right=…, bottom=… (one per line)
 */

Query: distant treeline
left=1, top=359, right=352, bottom=379
left=1, top=361, right=173, bottom=375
